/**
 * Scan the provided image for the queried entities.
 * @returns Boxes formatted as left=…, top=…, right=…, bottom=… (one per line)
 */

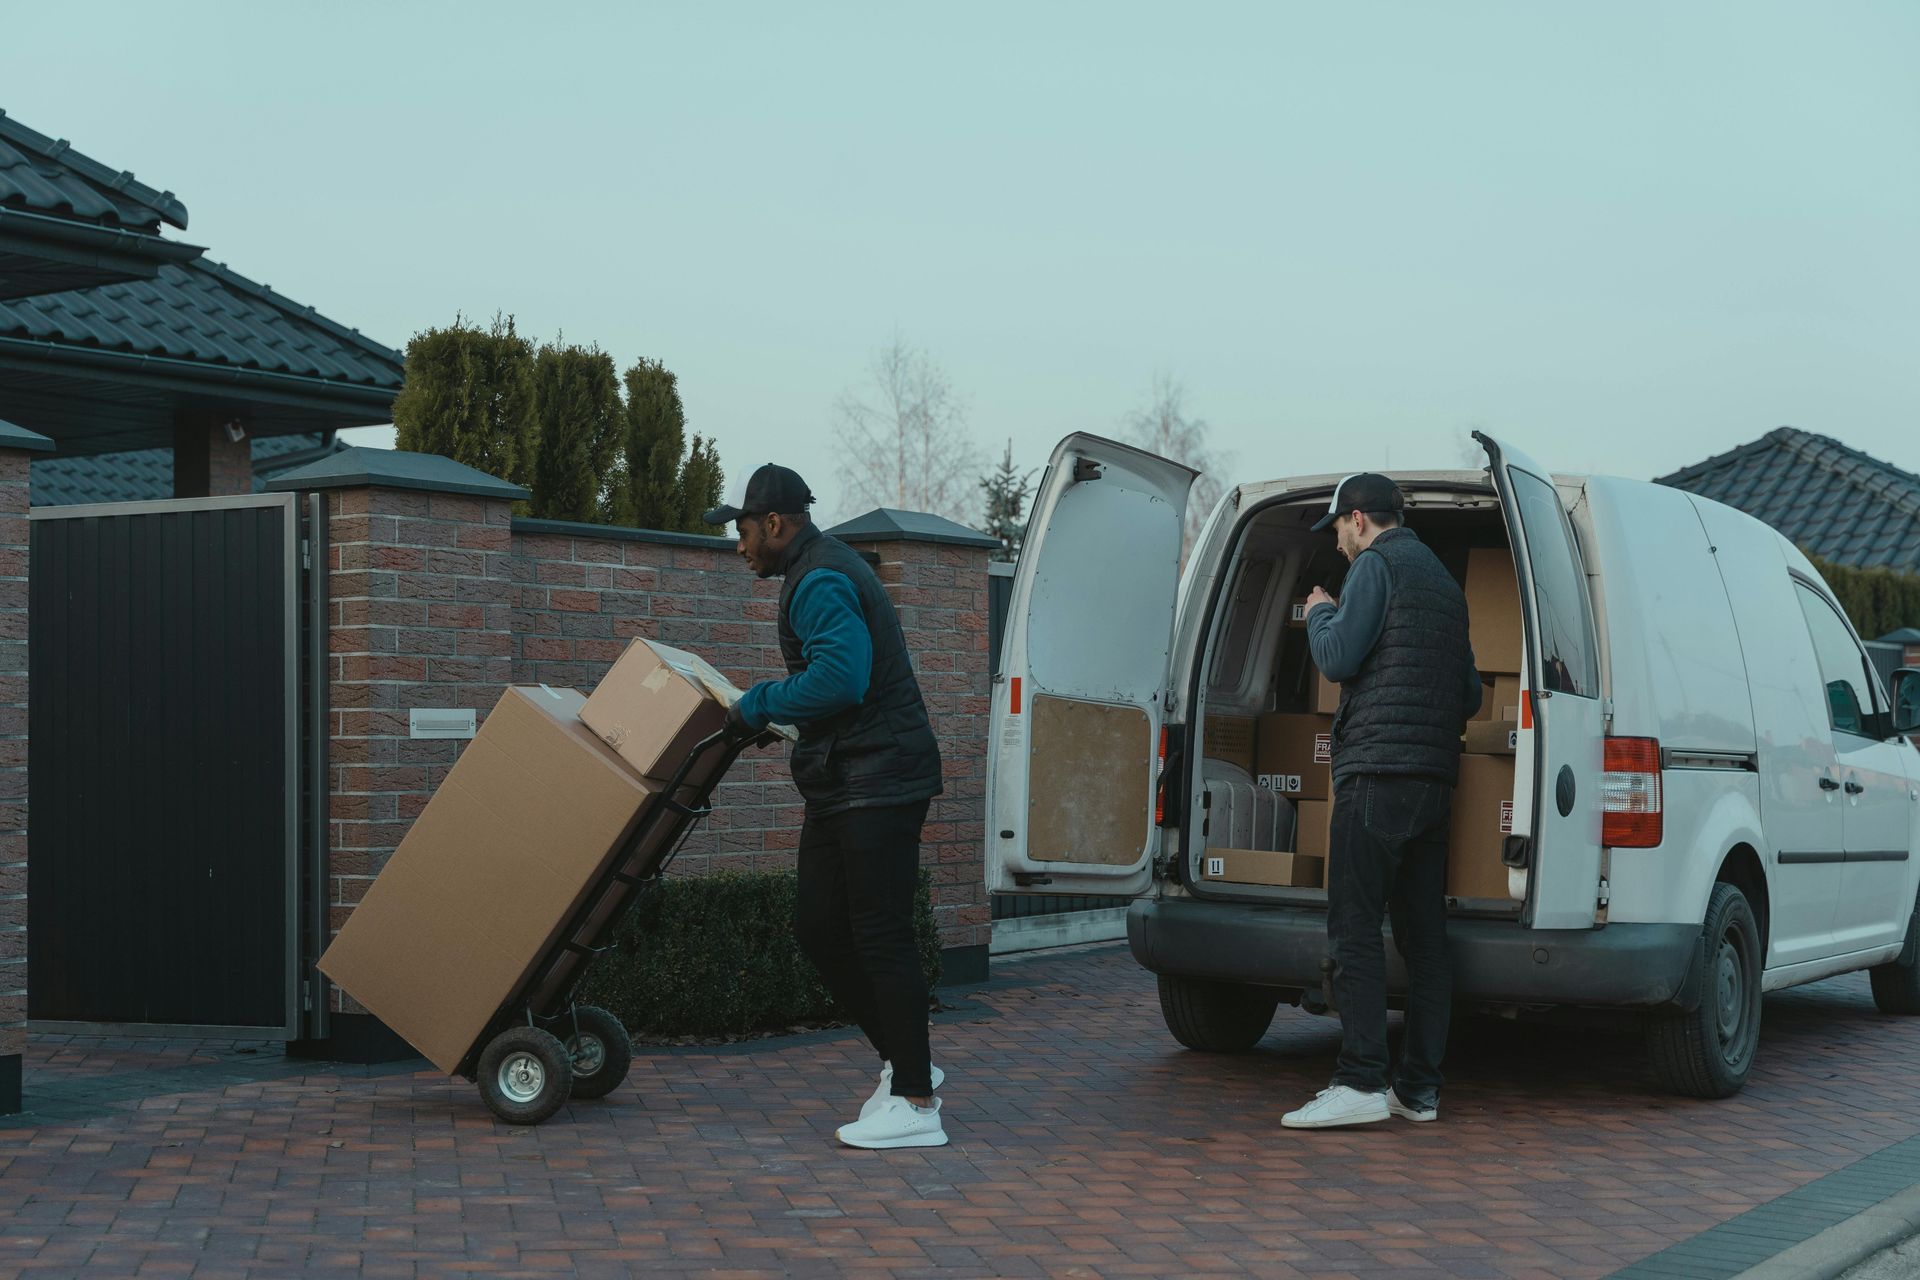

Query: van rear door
left=1476, top=432, right=1609, bottom=929
left=985, top=433, right=1197, bottom=897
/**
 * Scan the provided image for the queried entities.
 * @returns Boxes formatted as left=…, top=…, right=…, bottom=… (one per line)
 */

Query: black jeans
left=795, top=800, right=933, bottom=1097
left=1326, top=773, right=1453, bottom=1107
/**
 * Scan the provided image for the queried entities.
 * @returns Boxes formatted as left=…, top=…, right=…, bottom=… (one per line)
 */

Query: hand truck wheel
left=554, top=1005, right=633, bottom=1101
left=476, top=1025, right=573, bottom=1125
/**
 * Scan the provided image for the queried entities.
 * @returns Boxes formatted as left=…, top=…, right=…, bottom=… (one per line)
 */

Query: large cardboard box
left=1294, top=798, right=1333, bottom=859
left=1203, top=714, right=1256, bottom=773
left=1200, top=848, right=1324, bottom=889
left=1256, top=713, right=1334, bottom=800
left=1447, top=753, right=1516, bottom=901
left=1465, top=547, right=1523, bottom=674
left=581, top=639, right=737, bottom=782
left=319, top=686, right=660, bottom=1073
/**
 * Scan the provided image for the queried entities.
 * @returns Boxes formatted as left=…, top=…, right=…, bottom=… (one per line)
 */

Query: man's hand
left=1306, top=586, right=1337, bottom=615
left=724, top=700, right=754, bottom=741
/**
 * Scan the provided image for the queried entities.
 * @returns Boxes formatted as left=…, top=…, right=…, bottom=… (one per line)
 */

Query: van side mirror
left=1894, top=668, right=1920, bottom=737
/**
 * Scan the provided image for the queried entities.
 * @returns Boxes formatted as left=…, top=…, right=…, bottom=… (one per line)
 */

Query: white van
left=986, top=431, right=1920, bottom=1097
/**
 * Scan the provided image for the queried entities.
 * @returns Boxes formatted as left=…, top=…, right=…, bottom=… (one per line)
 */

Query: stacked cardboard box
left=319, top=639, right=753, bottom=1075
left=1453, top=547, right=1522, bottom=900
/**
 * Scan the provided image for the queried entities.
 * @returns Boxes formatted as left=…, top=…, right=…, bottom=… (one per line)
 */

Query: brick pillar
left=172, top=415, right=252, bottom=498
left=0, top=422, right=51, bottom=1114
left=266, top=449, right=525, bottom=1059
left=834, top=513, right=997, bottom=983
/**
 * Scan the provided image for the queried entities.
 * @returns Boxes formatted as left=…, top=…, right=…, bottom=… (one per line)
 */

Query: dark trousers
left=1326, top=772, right=1453, bottom=1106
left=795, top=799, right=933, bottom=1097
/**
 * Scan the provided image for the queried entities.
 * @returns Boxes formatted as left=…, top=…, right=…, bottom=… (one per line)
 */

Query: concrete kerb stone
left=1729, top=1189, right=1920, bottom=1280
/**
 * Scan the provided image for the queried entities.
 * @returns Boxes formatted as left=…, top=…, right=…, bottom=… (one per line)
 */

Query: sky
left=6, top=2, right=1917, bottom=523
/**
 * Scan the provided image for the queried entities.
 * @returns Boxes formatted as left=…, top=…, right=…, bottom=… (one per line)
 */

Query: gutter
left=0, top=206, right=205, bottom=263
left=0, top=336, right=398, bottom=413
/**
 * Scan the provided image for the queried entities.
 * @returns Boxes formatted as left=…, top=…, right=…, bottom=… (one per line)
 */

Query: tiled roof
left=0, top=257, right=403, bottom=387
left=1655, top=428, right=1920, bottom=573
left=31, top=431, right=344, bottom=506
left=0, top=108, right=188, bottom=232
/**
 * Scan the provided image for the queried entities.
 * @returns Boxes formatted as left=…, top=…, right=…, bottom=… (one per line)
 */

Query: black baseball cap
left=703, top=463, right=815, bottom=526
left=1311, top=472, right=1405, bottom=532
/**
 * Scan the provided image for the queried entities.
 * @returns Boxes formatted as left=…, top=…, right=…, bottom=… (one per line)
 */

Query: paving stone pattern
left=3, top=944, right=1918, bottom=1278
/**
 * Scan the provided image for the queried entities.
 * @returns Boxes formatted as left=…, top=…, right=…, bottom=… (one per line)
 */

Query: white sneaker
left=1281, top=1084, right=1391, bottom=1130
left=836, top=1096, right=948, bottom=1149
left=1387, top=1090, right=1438, bottom=1123
left=860, top=1061, right=945, bottom=1119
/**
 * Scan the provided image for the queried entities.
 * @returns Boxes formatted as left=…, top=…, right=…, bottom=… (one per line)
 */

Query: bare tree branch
left=833, top=334, right=982, bottom=524
left=1122, top=372, right=1231, bottom=555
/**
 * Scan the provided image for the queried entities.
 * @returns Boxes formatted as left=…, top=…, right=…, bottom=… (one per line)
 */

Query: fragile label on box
left=1205, top=856, right=1225, bottom=877
left=1258, top=774, right=1304, bottom=795
left=1500, top=801, right=1514, bottom=834
left=1313, top=733, right=1331, bottom=764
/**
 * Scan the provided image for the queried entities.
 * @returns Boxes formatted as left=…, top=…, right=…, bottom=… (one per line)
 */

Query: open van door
left=985, top=434, right=1197, bottom=898
left=1475, top=432, right=1609, bottom=929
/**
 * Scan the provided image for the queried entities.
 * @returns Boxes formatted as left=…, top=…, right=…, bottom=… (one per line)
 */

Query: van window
left=1510, top=471, right=1598, bottom=698
left=1794, top=583, right=1877, bottom=738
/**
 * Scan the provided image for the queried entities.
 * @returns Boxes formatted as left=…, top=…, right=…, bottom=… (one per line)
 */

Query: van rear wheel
left=1646, top=882, right=1762, bottom=1099
left=1157, top=975, right=1280, bottom=1052
left=1868, top=893, right=1920, bottom=1015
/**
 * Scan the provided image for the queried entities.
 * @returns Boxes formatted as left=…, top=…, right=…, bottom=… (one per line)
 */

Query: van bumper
left=1128, top=897, right=1703, bottom=1009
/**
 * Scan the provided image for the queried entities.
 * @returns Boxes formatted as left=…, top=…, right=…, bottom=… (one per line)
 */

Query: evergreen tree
left=619, top=358, right=688, bottom=529
left=392, top=314, right=538, bottom=492
left=678, top=434, right=726, bottom=532
left=978, top=439, right=1033, bottom=562
left=529, top=341, right=623, bottom=522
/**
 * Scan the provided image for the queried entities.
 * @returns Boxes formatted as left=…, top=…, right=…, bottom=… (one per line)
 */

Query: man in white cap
left=1281, top=473, right=1484, bottom=1130
left=705, top=464, right=949, bottom=1149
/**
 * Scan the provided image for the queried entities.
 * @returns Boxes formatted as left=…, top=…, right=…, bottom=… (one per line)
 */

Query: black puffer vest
left=777, top=526, right=944, bottom=815
left=1331, top=527, right=1475, bottom=786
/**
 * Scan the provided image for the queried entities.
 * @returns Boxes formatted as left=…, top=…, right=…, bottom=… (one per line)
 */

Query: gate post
left=267, top=448, right=526, bottom=1063
left=0, top=420, right=52, bottom=1114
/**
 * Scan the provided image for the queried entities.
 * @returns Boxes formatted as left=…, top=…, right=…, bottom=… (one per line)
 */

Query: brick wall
left=324, top=486, right=514, bottom=1010
left=0, top=452, right=26, bottom=1070
left=320, top=490, right=992, bottom=994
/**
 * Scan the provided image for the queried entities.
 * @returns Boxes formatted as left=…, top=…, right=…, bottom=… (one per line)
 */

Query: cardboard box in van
left=318, top=686, right=659, bottom=1073
left=1461, top=720, right=1518, bottom=755
left=1488, top=675, right=1524, bottom=722
left=581, top=639, right=736, bottom=782
left=1465, top=547, right=1523, bottom=674
left=1311, top=670, right=1341, bottom=715
left=1288, top=597, right=1313, bottom=628
left=1256, top=713, right=1334, bottom=800
left=1201, top=848, right=1324, bottom=889
left=1447, top=752, right=1515, bottom=901
left=1294, top=798, right=1332, bottom=859
left=1203, top=714, right=1256, bottom=773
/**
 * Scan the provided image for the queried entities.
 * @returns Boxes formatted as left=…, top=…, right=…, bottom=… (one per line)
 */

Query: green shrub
left=1804, top=552, right=1920, bottom=641
left=576, top=869, right=942, bottom=1039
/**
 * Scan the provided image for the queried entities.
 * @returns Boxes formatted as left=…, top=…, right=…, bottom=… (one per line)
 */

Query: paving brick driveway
left=4, top=942, right=1918, bottom=1278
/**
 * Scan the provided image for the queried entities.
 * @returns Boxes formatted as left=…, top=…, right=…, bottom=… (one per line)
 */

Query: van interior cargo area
left=1194, top=494, right=1525, bottom=913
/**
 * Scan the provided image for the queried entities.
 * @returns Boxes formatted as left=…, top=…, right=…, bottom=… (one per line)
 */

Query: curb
left=1728, top=1187, right=1920, bottom=1280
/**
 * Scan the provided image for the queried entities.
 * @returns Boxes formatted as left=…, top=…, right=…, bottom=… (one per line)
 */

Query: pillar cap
left=828, top=508, right=998, bottom=548
left=0, top=418, right=55, bottom=454
left=264, top=447, right=529, bottom=500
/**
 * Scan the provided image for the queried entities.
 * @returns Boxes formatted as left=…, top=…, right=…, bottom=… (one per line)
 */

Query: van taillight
left=1154, top=727, right=1168, bottom=825
left=1601, top=736, right=1662, bottom=848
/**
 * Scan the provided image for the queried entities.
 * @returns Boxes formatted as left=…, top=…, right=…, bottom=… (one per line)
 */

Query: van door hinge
left=301, top=538, right=312, bottom=571
left=1601, top=697, right=1615, bottom=726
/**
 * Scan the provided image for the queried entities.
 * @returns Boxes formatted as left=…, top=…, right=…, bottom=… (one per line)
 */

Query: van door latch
left=1071, top=458, right=1103, bottom=484
left=1012, top=872, right=1053, bottom=887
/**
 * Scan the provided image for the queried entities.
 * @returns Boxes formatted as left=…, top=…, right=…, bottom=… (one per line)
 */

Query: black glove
left=724, top=701, right=754, bottom=740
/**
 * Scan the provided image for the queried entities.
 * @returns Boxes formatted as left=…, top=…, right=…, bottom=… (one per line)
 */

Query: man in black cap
left=1281, top=473, right=1484, bottom=1130
left=705, top=464, right=949, bottom=1149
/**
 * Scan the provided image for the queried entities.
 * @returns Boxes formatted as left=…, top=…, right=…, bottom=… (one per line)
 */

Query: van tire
left=1157, top=975, right=1280, bottom=1052
left=1868, top=897, right=1920, bottom=1015
left=1646, top=883, right=1762, bottom=1099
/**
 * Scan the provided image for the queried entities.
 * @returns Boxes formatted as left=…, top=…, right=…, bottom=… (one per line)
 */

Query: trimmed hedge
left=1805, top=552, right=1920, bottom=641
left=576, top=869, right=942, bottom=1039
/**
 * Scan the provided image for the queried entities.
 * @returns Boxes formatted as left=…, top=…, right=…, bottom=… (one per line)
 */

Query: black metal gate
left=29, top=494, right=319, bottom=1037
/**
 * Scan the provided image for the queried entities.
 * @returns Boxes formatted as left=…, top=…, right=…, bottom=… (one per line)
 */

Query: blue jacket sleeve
left=1306, top=553, right=1390, bottom=682
left=735, top=571, right=873, bottom=729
